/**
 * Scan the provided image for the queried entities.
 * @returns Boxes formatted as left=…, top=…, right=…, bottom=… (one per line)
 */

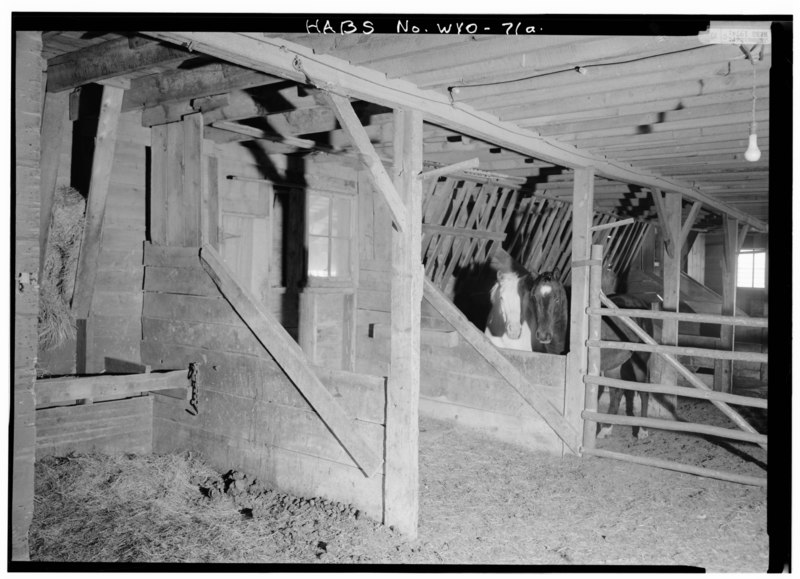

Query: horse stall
left=13, top=21, right=786, bottom=567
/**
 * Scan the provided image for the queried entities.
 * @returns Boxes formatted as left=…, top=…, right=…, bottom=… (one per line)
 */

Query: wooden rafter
left=140, top=31, right=767, bottom=233
left=649, top=188, right=675, bottom=259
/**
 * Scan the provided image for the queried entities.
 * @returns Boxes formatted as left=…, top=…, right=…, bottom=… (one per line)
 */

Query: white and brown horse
left=484, top=251, right=534, bottom=351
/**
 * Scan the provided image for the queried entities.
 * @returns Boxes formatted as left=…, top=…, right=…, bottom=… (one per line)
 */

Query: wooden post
left=384, top=108, right=423, bottom=538
left=654, top=192, right=682, bottom=418
left=582, top=244, right=604, bottom=451
left=182, top=113, right=203, bottom=246
left=70, top=84, right=125, bottom=319
left=564, top=167, right=595, bottom=454
left=715, top=215, right=738, bottom=393
left=150, top=124, right=168, bottom=245
left=38, top=89, right=69, bottom=278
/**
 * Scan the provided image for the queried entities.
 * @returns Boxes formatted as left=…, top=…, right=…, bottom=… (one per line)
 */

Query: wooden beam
left=679, top=201, right=703, bottom=254
left=46, top=36, right=191, bottom=93
left=418, top=157, right=480, bottom=180
left=140, top=32, right=767, bottom=233
left=199, top=244, right=382, bottom=477
left=649, top=188, right=676, bottom=259
left=125, top=61, right=283, bottom=115
left=423, top=278, right=580, bottom=454
left=35, top=370, right=188, bottom=408
left=327, top=93, right=408, bottom=233
left=590, top=217, right=634, bottom=233
left=38, top=88, right=69, bottom=278
left=564, top=167, right=595, bottom=451
left=715, top=215, right=738, bottom=394
left=384, top=108, right=423, bottom=538
left=70, top=84, right=125, bottom=319
left=182, top=113, right=204, bottom=246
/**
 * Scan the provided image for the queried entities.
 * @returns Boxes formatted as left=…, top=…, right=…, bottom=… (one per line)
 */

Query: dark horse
left=525, top=271, right=654, bottom=438
left=528, top=269, right=569, bottom=354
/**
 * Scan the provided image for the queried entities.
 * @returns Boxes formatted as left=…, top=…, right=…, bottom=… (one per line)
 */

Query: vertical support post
left=39, top=89, right=69, bottom=278
left=582, top=244, right=604, bottom=451
left=565, top=167, right=595, bottom=454
left=715, top=215, right=738, bottom=393
left=342, top=292, right=357, bottom=372
left=655, top=192, right=682, bottom=417
left=71, top=84, right=125, bottom=319
left=182, top=112, right=203, bottom=246
left=385, top=108, right=423, bottom=538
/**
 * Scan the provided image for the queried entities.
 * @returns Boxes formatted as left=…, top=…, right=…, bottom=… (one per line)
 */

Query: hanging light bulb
left=744, top=54, right=761, bottom=162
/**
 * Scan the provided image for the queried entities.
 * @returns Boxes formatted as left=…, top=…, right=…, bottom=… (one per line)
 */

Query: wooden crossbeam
left=199, top=244, right=382, bottom=477
left=140, top=32, right=767, bottom=232
left=71, top=85, right=125, bottom=319
left=423, top=278, right=581, bottom=454
left=679, top=201, right=703, bottom=258
left=35, top=370, right=188, bottom=408
left=418, top=158, right=480, bottom=180
left=46, top=36, right=191, bottom=93
left=327, top=93, right=408, bottom=233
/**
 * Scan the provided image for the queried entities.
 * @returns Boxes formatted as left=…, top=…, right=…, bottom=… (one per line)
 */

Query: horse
left=528, top=269, right=569, bottom=355
left=484, top=250, right=535, bottom=351
left=596, top=293, right=654, bottom=440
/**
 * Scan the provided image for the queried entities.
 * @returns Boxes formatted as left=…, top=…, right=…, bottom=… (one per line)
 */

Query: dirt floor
left=29, top=388, right=771, bottom=570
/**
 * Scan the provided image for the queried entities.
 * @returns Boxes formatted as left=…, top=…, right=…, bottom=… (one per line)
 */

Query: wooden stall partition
left=141, top=244, right=388, bottom=520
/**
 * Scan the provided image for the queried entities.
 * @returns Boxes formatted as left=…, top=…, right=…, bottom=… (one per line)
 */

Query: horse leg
left=638, top=391, right=650, bottom=439
left=597, top=385, right=623, bottom=439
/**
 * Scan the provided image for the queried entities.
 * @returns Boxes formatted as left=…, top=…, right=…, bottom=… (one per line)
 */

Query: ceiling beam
left=46, top=35, right=192, bottom=92
left=124, top=61, right=283, bottom=114
left=141, top=31, right=767, bottom=233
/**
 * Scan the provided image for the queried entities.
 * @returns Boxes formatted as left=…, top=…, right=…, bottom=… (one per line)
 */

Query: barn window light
left=743, top=49, right=762, bottom=162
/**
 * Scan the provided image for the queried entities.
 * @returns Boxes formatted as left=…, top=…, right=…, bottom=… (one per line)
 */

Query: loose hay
left=38, top=186, right=85, bottom=351
left=31, top=410, right=769, bottom=568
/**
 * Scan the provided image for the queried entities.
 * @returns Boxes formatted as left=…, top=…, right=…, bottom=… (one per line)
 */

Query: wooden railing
left=580, top=244, right=767, bottom=487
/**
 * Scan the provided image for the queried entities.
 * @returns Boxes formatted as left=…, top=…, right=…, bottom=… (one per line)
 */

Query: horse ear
left=552, top=267, right=560, bottom=280
left=490, top=248, right=512, bottom=273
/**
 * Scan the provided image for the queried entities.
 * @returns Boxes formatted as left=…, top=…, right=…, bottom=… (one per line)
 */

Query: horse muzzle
left=536, top=331, right=552, bottom=345
left=506, top=323, right=522, bottom=340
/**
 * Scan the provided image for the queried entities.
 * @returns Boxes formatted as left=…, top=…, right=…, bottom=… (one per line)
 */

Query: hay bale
left=39, top=186, right=85, bottom=350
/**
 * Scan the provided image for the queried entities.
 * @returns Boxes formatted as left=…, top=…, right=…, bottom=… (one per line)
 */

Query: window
left=307, top=191, right=355, bottom=280
left=737, top=250, right=766, bottom=289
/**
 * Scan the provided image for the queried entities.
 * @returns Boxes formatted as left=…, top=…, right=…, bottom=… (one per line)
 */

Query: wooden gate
left=579, top=244, right=768, bottom=486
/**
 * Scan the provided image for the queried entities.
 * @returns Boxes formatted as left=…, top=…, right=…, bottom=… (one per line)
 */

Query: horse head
left=529, top=269, right=569, bottom=354
left=490, top=270, right=532, bottom=340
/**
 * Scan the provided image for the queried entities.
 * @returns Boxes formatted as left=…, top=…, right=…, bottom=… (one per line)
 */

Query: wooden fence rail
left=596, top=293, right=767, bottom=451
left=587, top=339, right=769, bottom=364
left=582, top=410, right=768, bottom=445
left=582, top=448, right=767, bottom=487
left=587, top=306, right=768, bottom=328
left=584, top=375, right=767, bottom=409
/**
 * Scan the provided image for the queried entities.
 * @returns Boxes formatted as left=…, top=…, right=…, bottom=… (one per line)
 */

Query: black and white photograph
left=8, top=10, right=792, bottom=571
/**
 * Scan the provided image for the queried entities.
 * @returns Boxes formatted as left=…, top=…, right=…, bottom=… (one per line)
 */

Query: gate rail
left=580, top=244, right=767, bottom=487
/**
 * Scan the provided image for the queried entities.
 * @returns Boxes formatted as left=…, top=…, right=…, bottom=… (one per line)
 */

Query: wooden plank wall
left=356, top=174, right=566, bottom=455
left=140, top=245, right=387, bottom=519
left=13, top=30, right=43, bottom=562
left=35, top=397, right=153, bottom=458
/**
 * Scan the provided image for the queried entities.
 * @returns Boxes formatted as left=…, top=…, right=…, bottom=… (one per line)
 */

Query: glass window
left=737, top=250, right=766, bottom=289
left=307, top=191, right=354, bottom=280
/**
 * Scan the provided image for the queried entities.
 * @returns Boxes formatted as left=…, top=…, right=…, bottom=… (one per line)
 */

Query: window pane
left=308, top=194, right=330, bottom=236
left=330, top=238, right=351, bottom=279
left=753, top=251, right=766, bottom=288
left=308, top=236, right=329, bottom=276
left=331, top=197, right=351, bottom=237
left=737, top=252, right=754, bottom=288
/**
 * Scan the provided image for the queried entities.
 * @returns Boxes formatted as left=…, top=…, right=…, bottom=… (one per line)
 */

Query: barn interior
left=13, top=20, right=782, bottom=561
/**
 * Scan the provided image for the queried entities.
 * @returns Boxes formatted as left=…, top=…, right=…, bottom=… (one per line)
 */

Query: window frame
left=305, top=189, right=358, bottom=286
left=736, top=249, right=767, bottom=289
